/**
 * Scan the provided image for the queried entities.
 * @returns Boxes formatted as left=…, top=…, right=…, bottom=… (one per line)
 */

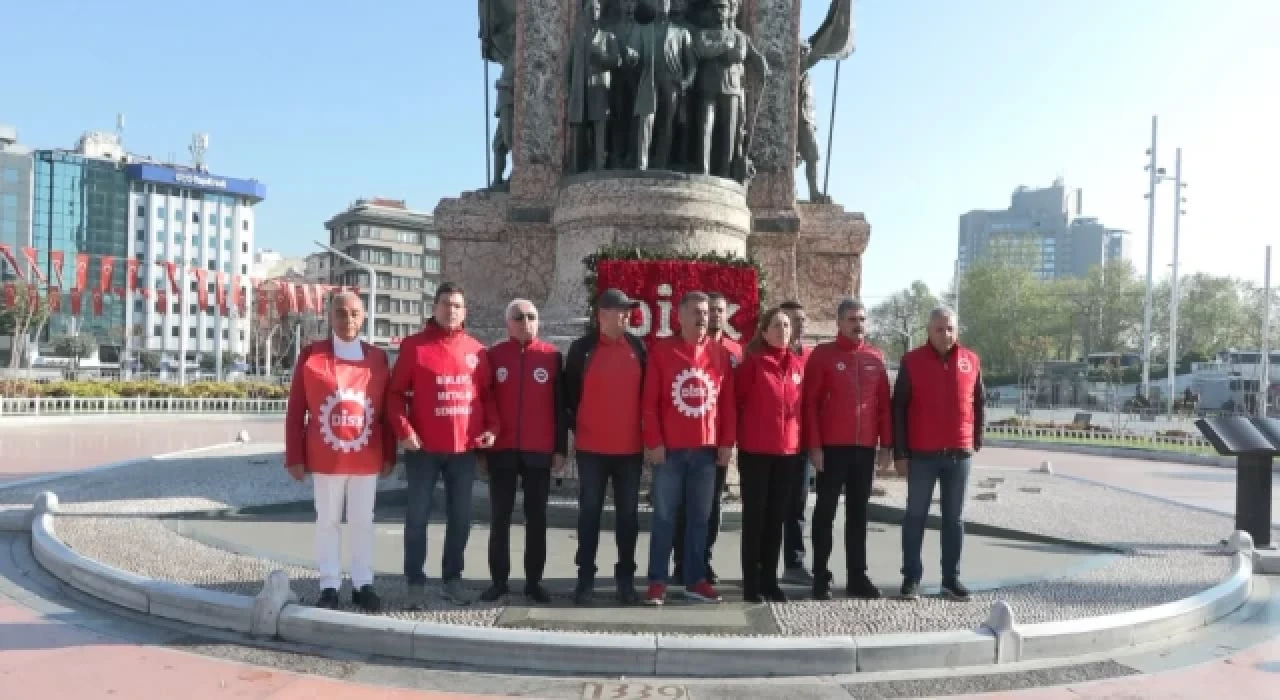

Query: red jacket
left=285, top=339, right=395, bottom=475
left=803, top=335, right=892, bottom=450
left=712, top=332, right=743, bottom=367
left=388, top=321, right=500, bottom=455
left=735, top=345, right=803, bottom=455
left=642, top=335, right=737, bottom=451
left=487, top=337, right=567, bottom=455
left=893, top=343, right=986, bottom=456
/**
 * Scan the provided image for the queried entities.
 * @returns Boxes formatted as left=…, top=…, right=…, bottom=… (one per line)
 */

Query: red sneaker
left=644, top=582, right=666, bottom=606
left=684, top=580, right=722, bottom=603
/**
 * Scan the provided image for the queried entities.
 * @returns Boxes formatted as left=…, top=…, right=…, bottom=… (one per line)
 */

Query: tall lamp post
left=314, top=240, right=377, bottom=345
left=1166, top=148, right=1187, bottom=419
left=1140, top=116, right=1171, bottom=401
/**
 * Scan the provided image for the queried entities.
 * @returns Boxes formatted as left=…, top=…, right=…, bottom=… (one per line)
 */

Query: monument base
left=750, top=201, right=871, bottom=320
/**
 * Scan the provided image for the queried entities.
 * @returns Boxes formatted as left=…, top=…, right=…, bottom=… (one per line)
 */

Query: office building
left=0, top=126, right=33, bottom=275
left=323, top=198, right=439, bottom=346
left=957, top=178, right=1129, bottom=280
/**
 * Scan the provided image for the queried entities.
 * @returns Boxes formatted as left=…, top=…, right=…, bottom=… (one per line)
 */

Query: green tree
left=959, top=259, right=1062, bottom=374
left=137, top=350, right=162, bottom=372
left=869, top=281, right=938, bottom=358
left=51, top=333, right=97, bottom=371
left=1, top=282, right=52, bottom=369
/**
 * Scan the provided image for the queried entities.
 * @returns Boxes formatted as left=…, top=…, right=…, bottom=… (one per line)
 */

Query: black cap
left=597, top=288, right=641, bottom=310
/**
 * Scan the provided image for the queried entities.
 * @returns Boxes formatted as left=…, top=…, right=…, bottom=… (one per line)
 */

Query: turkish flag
left=275, top=283, right=292, bottom=317
left=155, top=288, right=167, bottom=313
left=126, top=258, right=140, bottom=292
left=164, top=262, right=181, bottom=294
left=0, top=244, right=23, bottom=282
left=214, top=273, right=227, bottom=315
left=2, top=282, right=14, bottom=308
left=21, top=247, right=46, bottom=284
left=27, top=284, right=39, bottom=314
left=230, top=275, right=243, bottom=315
left=75, top=254, right=89, bottom=290
left=50, top=251, right=65, bottom=288
left=295, top=284, right=310, bottom=314
left=91, top=290, right=104, bottom=317
left=47, top=287, right=61, bottom=313
left=99, top=256, right=115, bottom=293
left=70, top=289, right=82, bottom=315
left=194, top=267, right=209, bottom=308
left=140, top=287, right=151, bottom=300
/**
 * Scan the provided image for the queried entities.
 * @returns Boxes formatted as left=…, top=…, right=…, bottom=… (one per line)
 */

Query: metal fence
left=986, top=424, right=1213, bottom=455
left=0, top=396, right=288, bottom=417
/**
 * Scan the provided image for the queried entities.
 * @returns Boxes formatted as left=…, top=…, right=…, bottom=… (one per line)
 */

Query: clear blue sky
left=2, top=1, right=1276, bottom=305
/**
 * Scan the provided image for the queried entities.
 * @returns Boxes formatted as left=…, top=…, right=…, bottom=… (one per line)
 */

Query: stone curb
left=987, top=439, right=1236, bottom=468
left=24, top=491, right=1257, bottom=678
left=0, top=508, right=29, bottom=532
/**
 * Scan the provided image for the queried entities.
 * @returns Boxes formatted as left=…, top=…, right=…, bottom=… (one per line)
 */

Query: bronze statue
left=796, top=42, right=830, bottom=203
left=692, top=0, right=768, bottom=179
left=566, top=0, right=635, bottom=173
left=480, top=0, right=518, bottom=189
left=628, top=0, right=697, bottom=171
left=492, top=63, right=516, bottom=190
left=608, top=0, right=642, bottom=169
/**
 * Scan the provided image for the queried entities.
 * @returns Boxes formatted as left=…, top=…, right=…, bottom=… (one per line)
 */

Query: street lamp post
left=1262, top=246, right=1273, bottom=418
left=314, top=240, right=377, bottom=345
left=1140, top=115, right=1168, bottom=401
left=1167, top=148, right=1186, bottom=419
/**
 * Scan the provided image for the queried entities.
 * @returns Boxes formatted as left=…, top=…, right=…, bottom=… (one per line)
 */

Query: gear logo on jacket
left=670, top=367, right=718, bottom=418
left=533, top=367, right=550, bottom=384
left=792, top=371, right=802, bottom=384
left=836, top=362, right=847, bottom=371
left=465, top=353, right=479, bottom=369
left=957, top=357, right=973, bottom=373
left=318, top=388, right=375, bottom=454
left=496, top=367, right=509, bottom=383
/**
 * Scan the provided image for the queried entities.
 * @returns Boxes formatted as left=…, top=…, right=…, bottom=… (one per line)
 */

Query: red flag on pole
left=295, top=284, right=310, bottom=314
left=0, top=244, right=24, bottom=282
left=275, top=283, right=292, bottom=317
left=99, top=256, right=115, bottom=293
left=126, top=258, right=140, bottom=292
left=194, top=267, right=209, bottom=308
left=21, top=247, right=46, bottom=284
left=255, top=285, right=268, bottom=319
left=50, top=251, right=65, bottom=288
left=91, top=290, right=104, bottom=317
left=47, top=287, right=61, bottom=313
left=230, top=275, right=242, bottom=315
left=164, top=262, right=180, bottom=294
left=155, top=288, right=167, bottom=313
left=70, top=289, right=82, bottom=315
left=214, top=273, right=227, bottom=315
left=2, top=282, right=14, bottom=308
left=27, top=285, right=39, bottom=314
left=75, top=254, right=89, bottom=290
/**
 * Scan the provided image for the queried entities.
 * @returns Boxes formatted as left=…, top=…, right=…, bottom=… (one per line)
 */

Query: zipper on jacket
left=854, top=348, right=863, bottom=445
left=517, top=345, right=527, bottom=451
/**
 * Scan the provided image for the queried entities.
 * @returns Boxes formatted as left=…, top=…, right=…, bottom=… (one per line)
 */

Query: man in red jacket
left=671, top=291, right=742, bottom=584
left=893, top=306, right=985, bottom=602
left=779, top=299, right=815, bottom=586
left=642, top=291, right=737, bottom=605
left=388, top=282, right=499, bottom=607
left=480, top=299, right=566, bottom=604
left=803, top=297, right=893, bottom=600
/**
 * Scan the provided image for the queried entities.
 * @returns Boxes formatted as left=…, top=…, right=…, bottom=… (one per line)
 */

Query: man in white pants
left=285, top=291, right=397, bottom=612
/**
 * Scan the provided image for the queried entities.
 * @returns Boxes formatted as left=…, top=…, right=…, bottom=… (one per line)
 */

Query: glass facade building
left=32, top=151, right=129, bottom=342
left=0, top=150, right=32, bottom=280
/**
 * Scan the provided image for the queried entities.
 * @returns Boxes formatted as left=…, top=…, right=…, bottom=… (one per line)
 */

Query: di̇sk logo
left=495, top=367, right=509, bottom=383
left=792, top=372, right=802, bottom=385
left=318, top=388, right=375, bottom=454
left=957, top=357, right=973, bottom=373
left=464, top=353, right=479, bottom=370
left=671, top=368, right=718, bottom=418
left=836, top=362, right=847, bottom=371
left=532, top=367, right=550, bottom=384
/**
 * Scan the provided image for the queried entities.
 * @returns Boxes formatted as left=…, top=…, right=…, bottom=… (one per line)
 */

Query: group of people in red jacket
left=285, top=281, right=985, bottom=612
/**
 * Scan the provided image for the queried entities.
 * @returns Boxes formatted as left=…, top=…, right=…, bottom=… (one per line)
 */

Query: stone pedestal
left=750, top=202, right=870, bottom=320
left=542, top=171, right=752, bottom=320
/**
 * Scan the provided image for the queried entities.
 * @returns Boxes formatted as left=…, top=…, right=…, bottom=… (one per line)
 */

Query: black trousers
left=674, top=465, right=727, bottom=571
left=812, top=446, right=877, bottom=583
left=487, top=450, right=551, bottom=585
left=738, top=452, right=802, bottom=596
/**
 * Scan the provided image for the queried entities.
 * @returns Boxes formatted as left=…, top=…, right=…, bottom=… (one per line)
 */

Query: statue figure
left=491, top=64, right=516, bottom=190
left=567, top=0, right=636, bottom=173
left=796, top=42, right=830, bottom=203
left=480, top=0, right=518, bottom=189
left=628, top=0, right=697, bottom=171
left=608, top=0, right=642, bottom=169
left=692, top=0, right=768, bottom=179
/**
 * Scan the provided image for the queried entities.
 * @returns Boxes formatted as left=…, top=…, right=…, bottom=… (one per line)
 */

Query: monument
left=442, top=0, right=869, bottom=336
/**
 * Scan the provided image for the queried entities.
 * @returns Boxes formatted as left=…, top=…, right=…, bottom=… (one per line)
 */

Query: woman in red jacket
left=285, top=292, right=397, bottom=613
left=734, top=307, right=805, bottom=603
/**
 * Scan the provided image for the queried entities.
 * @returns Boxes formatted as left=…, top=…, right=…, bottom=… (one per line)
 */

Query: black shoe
left=524, top=582, right=552, bottom=604
left=672, top=566, right=684, bottom=586
left=941, top=579, right=972, bottom=602
left=351, top=584, right=381, bottom=613
left=761, top=585, right=788, bottom=603
left=744, top=590, right=764, bottom=604
left=479, top=581, right=509, bottom=603
left=616, top=580, right=639, bottom=605
left=847, top=573, right=882, bottom=600
left=705, top=563, right=719, bottom=585
left=573, top=580, right=595, bottom=606
left=900, top=580, right=921, bottom=600
left=316, top=587, right=340, bottom=609
left=812, top=582, right=833, bottom=601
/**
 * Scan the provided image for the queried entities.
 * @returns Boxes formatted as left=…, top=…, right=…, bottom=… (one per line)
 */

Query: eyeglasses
left=511, top=313, right=538, bottom=322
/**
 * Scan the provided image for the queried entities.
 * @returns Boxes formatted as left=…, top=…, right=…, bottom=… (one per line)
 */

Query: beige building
left=323, top=198, right=440, bottom=347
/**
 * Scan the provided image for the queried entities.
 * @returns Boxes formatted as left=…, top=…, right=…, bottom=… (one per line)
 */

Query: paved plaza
left=2, top=416, right=1280, bottom=698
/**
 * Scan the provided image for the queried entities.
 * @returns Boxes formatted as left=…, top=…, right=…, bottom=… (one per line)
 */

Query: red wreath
left=595, top=259, right=760, bottom=346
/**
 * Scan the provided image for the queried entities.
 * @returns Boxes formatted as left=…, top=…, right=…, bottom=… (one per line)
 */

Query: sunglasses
left=511, top=312, right=538, bottom=322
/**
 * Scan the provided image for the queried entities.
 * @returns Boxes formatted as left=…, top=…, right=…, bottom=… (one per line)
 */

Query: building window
left=209, top=237, right=217, bottom=249
left=135, top=253, right=145, bottom=263
left=225, top=216, right=232, bottom=228
left=223, top=262, right=231, bottom=273
left=222, top=329, right=229, bottom=340
left=189, top=258, right=198, bottom=267
left=243, top=220, right=249, bottom=231
left=241, top=264, right=247, bottom=274
left=136, top=205, right=145, bottom=217
left=189, top=328, right=197, bottom=339
left=175, top=210, right=183, bottom=221
left=134, top=300, right=144, bottom=313
left=239, top=331, right=245, bottom=341
left=192, top=234, right=201, bottom=246
left=207, top=260, right=216, bottom=271
left=192, top=212, right=200, bottom=224
left=242, top=242, right=249, bottom=253
left=206, top=328, right=214, bottom=340
left=189, top=304, right=198, bottom=315
left=172, top=303, right=180, bottom=314
left=153, top=325, right=162, bottom=337
left=171, top=326, right=180, bottom=337
left=157, top=207, right=166, bottom=219
left=174, top=233, right=184, bottom=244
left=136, top=229, right=145, bottom=242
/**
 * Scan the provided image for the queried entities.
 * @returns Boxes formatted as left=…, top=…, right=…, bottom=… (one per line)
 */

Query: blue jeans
left=783, top=458, right=813, bottom=569
left=574, top=451, right=643, bottom=584
left=647, top=447, right=718, bottom=585
left=901, top=453, right=971, bottom=583
left=403, top=450, right=476, bottom=584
